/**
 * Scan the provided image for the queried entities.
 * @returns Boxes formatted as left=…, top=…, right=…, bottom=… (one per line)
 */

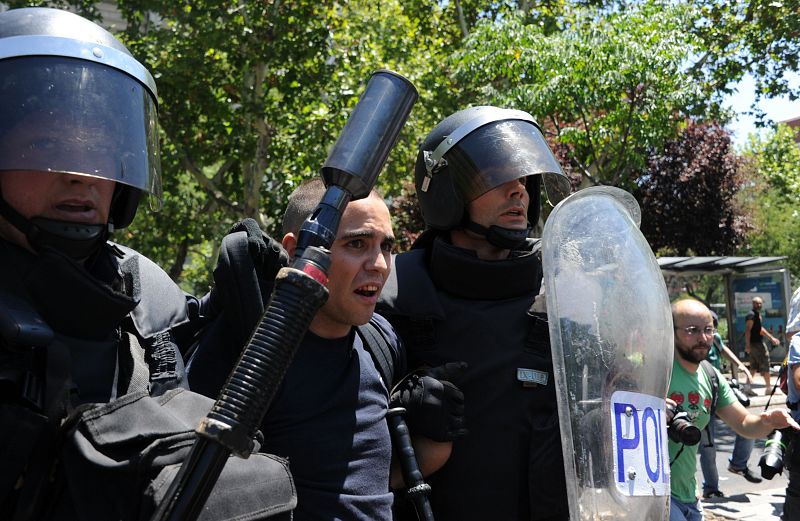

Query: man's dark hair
left=281, top=179, right=326, bottom=237
left=280, top=179, right=383, bottom=237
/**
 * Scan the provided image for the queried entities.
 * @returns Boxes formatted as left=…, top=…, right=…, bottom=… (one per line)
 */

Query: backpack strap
left=699, top=360, right=719, bottom=449
left=356, top=319, right=402, bottom=392
left=700, top=360, right=719, bottom=416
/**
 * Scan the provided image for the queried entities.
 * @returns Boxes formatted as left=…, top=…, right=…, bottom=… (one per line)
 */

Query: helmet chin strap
left=463, top=219, right=530, bottom=250
left=0, top=195, right=109, bottom=260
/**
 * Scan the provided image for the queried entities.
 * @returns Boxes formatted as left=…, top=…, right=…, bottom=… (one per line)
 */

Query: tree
left=687, top=0, right=800, bottom=124
left=8, top=0, right=797, bottom=285
left=740, top=124, right=800, bottom=280
left=450, top=3, right=705, bottom=192
left=635, top=121, right=749, bottom=255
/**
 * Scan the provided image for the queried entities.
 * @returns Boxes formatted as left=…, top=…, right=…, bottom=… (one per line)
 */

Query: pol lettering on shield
left=610, top=391, right=670, bottom=496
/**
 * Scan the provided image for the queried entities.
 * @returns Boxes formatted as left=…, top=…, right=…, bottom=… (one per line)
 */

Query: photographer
left=668, top=299, right=799, bottom=521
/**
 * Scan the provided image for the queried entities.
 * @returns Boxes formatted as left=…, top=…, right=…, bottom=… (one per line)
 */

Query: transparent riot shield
left=542, top=186, right=673, bottom=521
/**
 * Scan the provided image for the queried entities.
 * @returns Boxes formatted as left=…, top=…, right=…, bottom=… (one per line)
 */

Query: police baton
left=151, top=70, right=417, bottom=521
left=387, top=408, right=435, bottom=521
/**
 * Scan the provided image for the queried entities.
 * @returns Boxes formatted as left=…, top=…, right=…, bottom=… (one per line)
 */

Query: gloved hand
left=199, top=219, right=288, bottom=344
left=226, top=218, right=289, bottom=297
left=186, top=219, right=288, bottom=395
left=390, top=362, right=468, bottom=442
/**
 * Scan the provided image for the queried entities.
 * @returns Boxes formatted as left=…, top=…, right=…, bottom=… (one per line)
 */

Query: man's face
left=312, top=194, right=394, bottom=339
left=674, top=311, right=715, bottom=365
left=0, top=170, right=115, bottom=249
left=753, top=299, right=763, bottom=312
left=0, top=113, right=118, bottom=250
left=466, top=176, right=529, bottom=231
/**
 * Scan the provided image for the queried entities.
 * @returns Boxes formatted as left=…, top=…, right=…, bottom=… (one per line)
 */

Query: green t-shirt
left=667, top=357, right=736, bottom=503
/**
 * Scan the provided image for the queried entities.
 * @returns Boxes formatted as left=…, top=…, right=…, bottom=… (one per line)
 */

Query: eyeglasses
left=674, top=326, right=716, bottom=337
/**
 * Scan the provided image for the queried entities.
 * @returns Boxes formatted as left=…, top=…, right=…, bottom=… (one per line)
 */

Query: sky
left=723, top=71, right=800, bottom=149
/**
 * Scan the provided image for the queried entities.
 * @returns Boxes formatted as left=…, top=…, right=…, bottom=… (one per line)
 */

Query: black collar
left=3, top=241, right=138, bottom=340
left=428, top=236, right=542, bottom=300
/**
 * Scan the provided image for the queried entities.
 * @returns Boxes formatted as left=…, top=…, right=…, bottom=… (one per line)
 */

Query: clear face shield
left=0, top=56, right=162, bottom=211
left=443, top=118, right=571, bottom=206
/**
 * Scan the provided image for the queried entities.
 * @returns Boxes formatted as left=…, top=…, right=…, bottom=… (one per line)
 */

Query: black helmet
left=415, top=106, right=570, bottom=234
left=0, top=7, right=161, bottom=256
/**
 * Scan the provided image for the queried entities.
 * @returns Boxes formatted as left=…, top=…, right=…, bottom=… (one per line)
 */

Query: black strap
left=700, top=360, right=719, bottom=416
left=700, top=360, right=719, bottom=449
left=356, top=320, right=401, bottom=391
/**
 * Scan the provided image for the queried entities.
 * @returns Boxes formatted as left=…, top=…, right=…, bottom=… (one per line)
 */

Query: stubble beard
left=676, top=341, right=709, bottom=365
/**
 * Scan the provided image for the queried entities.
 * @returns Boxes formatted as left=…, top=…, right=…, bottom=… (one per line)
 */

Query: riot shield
left=542, top=186, right=673, bottom=520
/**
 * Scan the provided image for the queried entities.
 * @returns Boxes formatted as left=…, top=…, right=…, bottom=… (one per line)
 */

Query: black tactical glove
left=186, top=219, right=288, bottom=395
left=225, top=217, right=289, bottom=299
left=208, top=218, right=288, bottom=316
left=390, top=362, right=468, bottom=442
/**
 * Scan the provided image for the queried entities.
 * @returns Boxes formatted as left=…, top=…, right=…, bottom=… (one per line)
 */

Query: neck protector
left=429, top=236, right=542, bottom=300
left=0, top=194, right=109, bottom=260
left=16, top=244, right=137, bottom=340
left=462, top=219, right=530, bottom=250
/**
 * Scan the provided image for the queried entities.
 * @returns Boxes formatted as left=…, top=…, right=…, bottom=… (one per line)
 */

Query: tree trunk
left=168, top=237, right=190, bottom=282
left=454, top=0, right=469, bottom=38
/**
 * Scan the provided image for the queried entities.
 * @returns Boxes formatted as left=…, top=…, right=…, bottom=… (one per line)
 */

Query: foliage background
left=5, top=0, right=800, bottom=294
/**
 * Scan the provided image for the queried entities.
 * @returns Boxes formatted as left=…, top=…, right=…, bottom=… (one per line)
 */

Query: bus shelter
left=658, top=256, right=792, bottom=363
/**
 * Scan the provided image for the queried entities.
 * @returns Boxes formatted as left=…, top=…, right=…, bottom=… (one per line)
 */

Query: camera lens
left=759, top=429, right=786, bottom=480
left=730, top=385, right=750, bottom=407
left=667, top=411, right=701, bottom=446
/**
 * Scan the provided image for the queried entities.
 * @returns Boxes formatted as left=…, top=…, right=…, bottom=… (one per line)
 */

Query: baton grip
left=152, top=266, right=328, bottom=521
left=200, top=264, right=329, bottom=454
left=387, top=407, right=435, bottom=521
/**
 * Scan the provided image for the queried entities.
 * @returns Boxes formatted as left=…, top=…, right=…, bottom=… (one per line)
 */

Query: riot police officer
left=0, top=7, right=293, bottom=520
left=377, top=106, right=572, bottom=520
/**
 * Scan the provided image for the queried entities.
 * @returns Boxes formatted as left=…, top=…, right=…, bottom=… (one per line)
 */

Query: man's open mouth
left=58, top=203, right=94, bottom=212
left=355, top=284, right=380, bottom=297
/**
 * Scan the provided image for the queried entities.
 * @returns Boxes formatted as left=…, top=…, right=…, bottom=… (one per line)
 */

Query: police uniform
left=0, top=8, right=294, bottom=520
left=0, top=239, right=192, bottom=518
left=378, top=106, right=572, bottom=520
left=379, top=237, right=568, bottom=520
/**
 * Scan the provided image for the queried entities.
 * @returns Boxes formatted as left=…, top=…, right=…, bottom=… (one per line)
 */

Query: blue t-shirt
left=259, top=314, right=401, bottom=520
left=788, top=335, right=800, bottom=421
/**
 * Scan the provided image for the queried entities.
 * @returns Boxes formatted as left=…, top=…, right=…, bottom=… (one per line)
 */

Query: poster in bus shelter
left=728, top=269, right=791, bottom=361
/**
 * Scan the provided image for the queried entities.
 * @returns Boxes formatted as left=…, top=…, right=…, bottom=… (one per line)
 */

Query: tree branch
left=168, top=237, right=189, bottom=281
left=570, top=155, right=601, bottom=186
left=212, top=158, right=236, bottom=185
left=454, top=0, right=469, bottom=39
left=609, top=82, right=639, bottom=186
left=180, top=153, right=240, bottom=213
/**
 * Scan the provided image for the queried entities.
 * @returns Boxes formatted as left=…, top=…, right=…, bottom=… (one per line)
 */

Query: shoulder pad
left=113, top=243, right=190, bottom=338
left=378, top=250, right=445, bottom=320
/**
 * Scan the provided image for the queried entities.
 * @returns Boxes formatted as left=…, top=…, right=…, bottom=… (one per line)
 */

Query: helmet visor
left=447, top=119, right=570, bottom=205
left=0, top=56, right=161, bottom=209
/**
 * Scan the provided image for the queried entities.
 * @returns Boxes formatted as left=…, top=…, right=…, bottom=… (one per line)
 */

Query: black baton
left=387, top=407, right=435, bottom=521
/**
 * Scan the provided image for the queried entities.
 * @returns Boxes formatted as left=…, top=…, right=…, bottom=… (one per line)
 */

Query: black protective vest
left=0, top=241, right=188, bottom=516
left=377, top=237, right=569, bottom=521
left=0, top=241, right=295, bottom=520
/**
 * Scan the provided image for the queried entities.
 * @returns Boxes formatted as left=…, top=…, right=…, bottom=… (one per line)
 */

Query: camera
left=759, top=429, right=787, bottom=480
left=666, top=404, right=701, bottom=446
left=728, top=378, right=750, bottom=407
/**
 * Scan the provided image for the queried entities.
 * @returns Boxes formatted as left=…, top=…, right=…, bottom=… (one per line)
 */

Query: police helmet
left=415, top=106, right=571, bottom=231
left=0, top=7, right=161, bottom=230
